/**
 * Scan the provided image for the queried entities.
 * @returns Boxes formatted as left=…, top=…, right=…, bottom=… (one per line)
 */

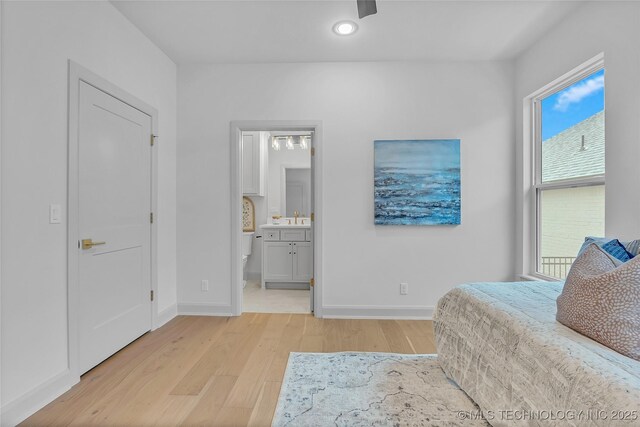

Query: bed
left=434, top=281, right=640, bottom=426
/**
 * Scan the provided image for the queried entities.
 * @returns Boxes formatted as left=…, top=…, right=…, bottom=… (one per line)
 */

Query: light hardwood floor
left=22, top=314, right=436, bottom=426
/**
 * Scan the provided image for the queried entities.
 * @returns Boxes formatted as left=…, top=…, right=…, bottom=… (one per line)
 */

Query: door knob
left=82, top=239, right=106, bottom=250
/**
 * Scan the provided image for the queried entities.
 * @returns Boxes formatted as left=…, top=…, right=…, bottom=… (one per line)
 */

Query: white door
left=78, top=81, right=152, bottom=374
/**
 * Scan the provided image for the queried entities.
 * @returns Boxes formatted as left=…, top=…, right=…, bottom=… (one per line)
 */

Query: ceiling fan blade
left=357, top=0, right=377, bottom=19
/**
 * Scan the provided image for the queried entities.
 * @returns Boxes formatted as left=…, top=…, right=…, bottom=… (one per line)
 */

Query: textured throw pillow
left=557, top=243, right=640, bottom=361
left=601, top=239, right=634, bottom=262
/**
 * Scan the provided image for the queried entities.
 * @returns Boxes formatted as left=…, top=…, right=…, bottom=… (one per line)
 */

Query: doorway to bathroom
left=230, top=121, right=323, bottom=317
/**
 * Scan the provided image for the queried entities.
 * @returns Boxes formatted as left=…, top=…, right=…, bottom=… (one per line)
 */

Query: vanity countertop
left=260, top=223, right=311, bottom=229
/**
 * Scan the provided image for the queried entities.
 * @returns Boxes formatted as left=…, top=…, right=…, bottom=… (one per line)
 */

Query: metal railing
left=541, top=256, right=576, bottom=280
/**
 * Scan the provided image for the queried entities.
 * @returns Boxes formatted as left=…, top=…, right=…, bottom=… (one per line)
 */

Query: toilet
left=242, top=232, right=254, bottom=288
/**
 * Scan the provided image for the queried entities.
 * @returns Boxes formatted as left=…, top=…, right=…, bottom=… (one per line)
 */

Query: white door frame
left=67, top=61, right=159, bottom=380
left=230, top=121, right=323, bottom=317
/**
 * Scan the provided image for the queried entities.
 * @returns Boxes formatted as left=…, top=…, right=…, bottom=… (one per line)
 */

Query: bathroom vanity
left=260, top=222, right=312, bottom=289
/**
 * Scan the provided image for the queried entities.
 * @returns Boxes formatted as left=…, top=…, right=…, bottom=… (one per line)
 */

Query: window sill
left=519, top=273, right=561, bottom=282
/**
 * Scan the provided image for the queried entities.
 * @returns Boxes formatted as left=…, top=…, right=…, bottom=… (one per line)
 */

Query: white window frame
left=526, top=54, right=605, bottom=280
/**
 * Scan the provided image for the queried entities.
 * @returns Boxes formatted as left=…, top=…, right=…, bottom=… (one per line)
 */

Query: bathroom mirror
left=267, top=132, right=311, bottom=221
left=282, top=167, right=311, bottom=217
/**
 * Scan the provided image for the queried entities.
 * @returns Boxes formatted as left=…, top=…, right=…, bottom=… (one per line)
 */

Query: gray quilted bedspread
left=434, top=281, right=640, bottom=426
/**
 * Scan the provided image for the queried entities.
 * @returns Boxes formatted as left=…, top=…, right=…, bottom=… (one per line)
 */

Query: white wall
left=514, top=1, right=640, bottom=276
left=0, top=1, right=177, bottom=424
left=178, top=61, right=516, bottom=315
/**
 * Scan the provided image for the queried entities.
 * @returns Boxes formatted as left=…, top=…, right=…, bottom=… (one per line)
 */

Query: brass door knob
left=82, top=239, right=106, bottom=250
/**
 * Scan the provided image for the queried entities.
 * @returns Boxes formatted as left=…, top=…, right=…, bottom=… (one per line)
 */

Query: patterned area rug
left=272, top=352, right=489, bottom=426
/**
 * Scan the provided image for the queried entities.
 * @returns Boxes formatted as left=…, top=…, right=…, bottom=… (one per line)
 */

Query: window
left=533, top=65, right=605, bottom=280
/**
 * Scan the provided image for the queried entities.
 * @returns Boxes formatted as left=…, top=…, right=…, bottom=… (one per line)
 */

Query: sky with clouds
left=541, top=69, right=605, bottom=140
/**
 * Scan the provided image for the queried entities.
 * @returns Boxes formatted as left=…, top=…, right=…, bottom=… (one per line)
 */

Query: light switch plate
left=49, top=204, right=62, bottom=224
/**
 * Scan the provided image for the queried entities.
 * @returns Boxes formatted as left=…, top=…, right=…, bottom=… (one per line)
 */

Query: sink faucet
left=294, top=210, right=299, bottom=225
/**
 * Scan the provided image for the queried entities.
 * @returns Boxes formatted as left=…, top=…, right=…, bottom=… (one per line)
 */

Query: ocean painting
left=374, top=139, right=460, bottom=225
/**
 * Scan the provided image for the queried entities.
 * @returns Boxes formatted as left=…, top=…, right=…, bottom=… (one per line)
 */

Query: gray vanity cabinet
left=262, top=228, right=312, bottom=288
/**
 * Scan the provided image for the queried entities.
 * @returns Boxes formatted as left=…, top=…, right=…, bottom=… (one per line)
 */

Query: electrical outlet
left=400, top=283, right=409, bottom=295
left=201, top=280, right=209, bottom=292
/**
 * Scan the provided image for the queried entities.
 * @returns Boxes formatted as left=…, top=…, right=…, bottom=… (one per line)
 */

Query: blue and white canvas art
left=374, top=139, right=460, bottom=225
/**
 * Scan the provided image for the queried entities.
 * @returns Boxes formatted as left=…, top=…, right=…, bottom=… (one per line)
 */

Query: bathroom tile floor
left=243, top=280, right=311, bottom=313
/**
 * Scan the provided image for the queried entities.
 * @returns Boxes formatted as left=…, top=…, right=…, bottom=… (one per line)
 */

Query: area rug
left=272, top=352, right=489, bottom=426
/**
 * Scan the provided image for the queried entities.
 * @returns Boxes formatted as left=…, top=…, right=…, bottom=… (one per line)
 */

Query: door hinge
left=150, top=212, right=154, bottom=224
left=150, top=290, right=154, bottom=301
left=310, top=277, right=315, bottom=287
left=311, top=147, right=315, bottom=156
left=310, top=212, right=315, bottom=222
left=151, top=134, right=157, bottom=146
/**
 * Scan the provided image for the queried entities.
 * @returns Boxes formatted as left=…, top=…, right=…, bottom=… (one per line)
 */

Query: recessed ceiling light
left=333, top=20, right=358, bottom=36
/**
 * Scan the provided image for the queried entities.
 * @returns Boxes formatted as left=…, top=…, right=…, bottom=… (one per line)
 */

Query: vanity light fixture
left=271, top=135, right=310, bottom=151
left=333, top=20, right=358, bottom=36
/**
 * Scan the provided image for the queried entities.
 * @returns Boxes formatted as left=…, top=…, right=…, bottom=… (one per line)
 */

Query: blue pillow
left=601, top=239, right=634, bottom=262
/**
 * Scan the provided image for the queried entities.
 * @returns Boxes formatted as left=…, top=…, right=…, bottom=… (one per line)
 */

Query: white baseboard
left=321, top=305, right=434, bottom=320
left=177, top=302, right=233, bottom=316
left=0, top=369, right=78, bottom=427
left=154, top=304, right=178, bottom=329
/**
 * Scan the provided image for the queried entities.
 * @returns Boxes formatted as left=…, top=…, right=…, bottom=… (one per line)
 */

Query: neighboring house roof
left=542, top=110, right=604, bottom=182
